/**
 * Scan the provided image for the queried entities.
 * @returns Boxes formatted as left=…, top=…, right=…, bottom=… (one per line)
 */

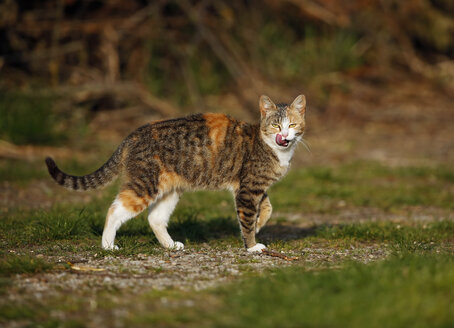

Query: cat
left=45, top=94, right=306, bottom=253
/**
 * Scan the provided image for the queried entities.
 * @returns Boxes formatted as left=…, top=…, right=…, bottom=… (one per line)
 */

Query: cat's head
left=259, top=94, right=306, bottom=150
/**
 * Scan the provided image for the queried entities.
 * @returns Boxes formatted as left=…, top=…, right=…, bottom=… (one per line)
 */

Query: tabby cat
left=46, top=94, right=306, bottom=253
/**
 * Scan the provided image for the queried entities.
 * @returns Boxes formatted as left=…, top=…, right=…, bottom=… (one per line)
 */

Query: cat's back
left=148, top=112, right=253, bottom=148
left=126, top=113, right=256, bottom=189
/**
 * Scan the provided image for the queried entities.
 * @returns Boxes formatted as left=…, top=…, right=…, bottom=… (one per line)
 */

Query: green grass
left=212, top=254, right=454, bottom=328
left=263, top=220, right=454, bottom=255
left=270, top=161, right=454, bottom=212
left=3, top=159, right=452, bottom=211
left=0, top=254, right=53, bottom=276
left=316, top=221, right=454, bottom=254
left=0, top=200, right=240, bottom=256
left=1, top=160, right=452, bottom=255
left=315, top=220, right=454, bottom=243
left=1, top=253, right=452, bottom=327
left=1, top=160, right=453, bottom=327
left=1, top=198, right=451, bottom=259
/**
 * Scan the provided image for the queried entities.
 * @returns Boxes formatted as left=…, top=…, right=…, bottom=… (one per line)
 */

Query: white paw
left=247, top=243, right=267, bottom=253
left=102, top=244, right=119, bottom=251
left=171, top=241, right=184, bottom=251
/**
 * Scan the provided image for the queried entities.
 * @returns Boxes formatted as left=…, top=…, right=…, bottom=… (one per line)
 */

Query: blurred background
left=0, top=0, right=453, bottom=174
left=1, top=3, right=454, bottom=325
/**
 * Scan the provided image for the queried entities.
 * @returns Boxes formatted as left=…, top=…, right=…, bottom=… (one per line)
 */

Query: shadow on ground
left=115, top=214, right=320, bottom=245
left=168, top=215, right=320, bottom=244
left=258, top=224, right=318, bottom=243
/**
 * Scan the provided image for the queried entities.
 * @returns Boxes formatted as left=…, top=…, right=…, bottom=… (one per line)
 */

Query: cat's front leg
left=256, top=193, right=272, bottom=234
left=235, top=189, right=267, bottom=253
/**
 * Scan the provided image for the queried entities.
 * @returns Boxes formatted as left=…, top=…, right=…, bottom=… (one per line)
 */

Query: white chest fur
left=274, top=146, right=296, bottom=168
left=262, top=132, right=297, bottom=169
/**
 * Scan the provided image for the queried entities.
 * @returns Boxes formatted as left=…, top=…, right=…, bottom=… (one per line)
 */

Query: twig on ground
left=261, top=249, right=299, bottom=261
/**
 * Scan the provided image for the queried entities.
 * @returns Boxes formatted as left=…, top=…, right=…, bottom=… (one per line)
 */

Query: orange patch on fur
left=203, top=113, right=230, bottom=167
left=158, top=170, right=187, bottom=193
left=104, top=203, right=117, bottom=229
left=204, top=113, right=229, bottom=149
left=118, top=189, right=150, bottom=213
left=288, top=110, right=305, bottom=127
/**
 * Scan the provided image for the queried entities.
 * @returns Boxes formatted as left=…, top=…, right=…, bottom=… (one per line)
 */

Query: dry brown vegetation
left=1, top=0, right=453, bottom=114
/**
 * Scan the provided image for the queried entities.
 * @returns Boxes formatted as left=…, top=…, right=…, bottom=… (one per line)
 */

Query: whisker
left=299, top=138, right=312, bottom=153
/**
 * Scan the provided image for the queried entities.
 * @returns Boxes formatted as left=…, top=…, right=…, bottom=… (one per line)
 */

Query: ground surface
left=1, top=77, right=453, bottom=327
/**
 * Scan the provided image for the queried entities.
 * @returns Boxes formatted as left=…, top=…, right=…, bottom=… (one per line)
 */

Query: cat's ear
left=290, top=94, right=306, bottom=116
left=259, top=95, right=277, bottom=116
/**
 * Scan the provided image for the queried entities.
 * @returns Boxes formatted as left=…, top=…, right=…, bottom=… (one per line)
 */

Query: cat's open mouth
left=275, top=134, right=289, bottom=147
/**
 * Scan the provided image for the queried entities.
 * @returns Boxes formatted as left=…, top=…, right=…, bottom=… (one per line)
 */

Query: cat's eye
left=289, top=123, right=297, bottom=128
left=271, top=123, right=280, bottom=129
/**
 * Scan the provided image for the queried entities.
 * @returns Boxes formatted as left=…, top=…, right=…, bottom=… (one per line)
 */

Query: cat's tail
left=45, top=142, right=127, bottom=191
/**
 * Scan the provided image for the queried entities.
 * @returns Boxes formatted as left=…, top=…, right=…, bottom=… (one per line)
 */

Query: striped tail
left=45, top=143, right=126, bottom=191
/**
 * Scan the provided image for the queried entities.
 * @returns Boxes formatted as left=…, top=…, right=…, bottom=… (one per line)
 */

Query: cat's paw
left=172, top=241, right=185, bottom=251
left=247, top=243, right=267, bottom=253
left=102, top=244, right=119, bottom=251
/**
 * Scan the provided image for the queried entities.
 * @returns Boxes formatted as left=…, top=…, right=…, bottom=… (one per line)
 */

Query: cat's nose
left=281, top=130, right=289, bottom=138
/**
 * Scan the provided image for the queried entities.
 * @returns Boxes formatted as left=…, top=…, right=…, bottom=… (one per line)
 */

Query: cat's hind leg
left=102, top=189, right=150, bottom=250
left=256, top=193, right=272, bottom=234
left=147, top=191, right=183, bottom=250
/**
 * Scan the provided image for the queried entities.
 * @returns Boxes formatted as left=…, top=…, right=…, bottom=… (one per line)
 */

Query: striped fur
left=46, top=94, right=307, bottom=251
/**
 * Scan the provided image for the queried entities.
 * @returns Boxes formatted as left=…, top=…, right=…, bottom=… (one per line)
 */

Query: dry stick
left=261, top=249, right=299, bottom=261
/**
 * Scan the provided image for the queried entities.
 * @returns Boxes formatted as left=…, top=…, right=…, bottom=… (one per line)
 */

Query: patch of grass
left=1, top=160, right=451, bottom=258
left=0, top=300, right=85, bottom=327
left=0, top=205, right=102, bottom=248
left=0, top=91, right=66, bottom=145
left=316, top=220, right=453, bottom=242
left=0, top=189, right=239, bottom=255
left=0, top=254, right=53, bottom=276
left=177, top=190, right=235, bottom=219
left=261, top=220, right=452, bottom=258
left=213, top=254, right=454, bottom=328
left=29, top=210, right=93, bottom=241
left=270, top=161, right=454, bottom=212
left=313, top=220, right=454, bottom=253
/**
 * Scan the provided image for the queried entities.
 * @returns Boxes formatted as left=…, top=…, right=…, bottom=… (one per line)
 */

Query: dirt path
left=7, top=240, right=389, bottom=301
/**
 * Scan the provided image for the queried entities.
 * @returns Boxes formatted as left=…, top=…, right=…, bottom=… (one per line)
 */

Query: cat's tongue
left=276, top=134, right=289, bottom=147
